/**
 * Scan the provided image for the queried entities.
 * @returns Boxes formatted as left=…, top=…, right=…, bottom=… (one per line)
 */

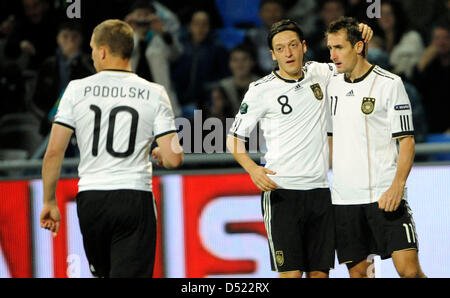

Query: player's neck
left=345, top=59, right=373, bottom=83
left=277, top=68, right=304, bottom=81
left=100, top=58, right=132, bottom=73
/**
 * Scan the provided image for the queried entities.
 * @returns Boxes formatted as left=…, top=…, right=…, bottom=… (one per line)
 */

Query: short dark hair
left=326, top=16, right=366, bottom=57
left=93, top=19, right=134, bottom=59
left=267, top=19, right=304, bottom=50
left=58, top=21, right=82, bottom=34
left=259, top=0, right=284, bottom=10
left=230, top=44, right=255, bottom=60
left=433, top=17, right=450, bottom=33
left=129, top=0, right=156, bottom=14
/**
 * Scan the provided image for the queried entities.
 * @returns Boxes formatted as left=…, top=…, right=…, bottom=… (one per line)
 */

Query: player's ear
left=100, top=46, right=107, bottom=60
left=270, top=50, right=276, bottom=61
left=302, top=40, right=307, bottom=54
left=355, top=41, right=364, bottom=55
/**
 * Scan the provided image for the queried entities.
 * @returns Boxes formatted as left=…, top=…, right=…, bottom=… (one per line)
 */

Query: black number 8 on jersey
left=277, top=95, right=293, bottom=115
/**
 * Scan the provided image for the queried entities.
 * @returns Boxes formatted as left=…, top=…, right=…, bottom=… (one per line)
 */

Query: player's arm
left=378, top=136, right=415, bottom=212
left=226, top=135, right=277, bottom=192
left=40, top=123, right=73, bottom=237
left=153, top=132, right=183, bottom=169
left=378, top=76, right=416, bottom=212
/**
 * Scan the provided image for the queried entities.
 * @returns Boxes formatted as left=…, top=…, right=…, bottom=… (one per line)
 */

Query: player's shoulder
left=250, top=73, right=276, bottom=89
left=132, top=74, right=167, bottom=92
left=372, top=65, right=402, bottom=84
left=246, top=73, right=277, bottom=98
left=304, top=61, right=335, bottom=76
left=327, top=71, right=345, bottom=86
left=65, top=73, right=98, bottom=88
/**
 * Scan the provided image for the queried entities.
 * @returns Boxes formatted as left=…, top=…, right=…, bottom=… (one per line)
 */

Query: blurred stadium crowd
left=0, top=0, right=449, bottom=165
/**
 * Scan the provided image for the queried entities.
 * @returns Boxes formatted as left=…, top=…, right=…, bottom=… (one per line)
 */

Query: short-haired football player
left=326, top=16, right=426, bottom=278
left=39, top=19, right=183, bottom=278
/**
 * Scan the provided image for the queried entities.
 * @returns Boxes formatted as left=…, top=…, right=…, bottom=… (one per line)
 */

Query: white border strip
left=162, top=175, right=185, bottom=277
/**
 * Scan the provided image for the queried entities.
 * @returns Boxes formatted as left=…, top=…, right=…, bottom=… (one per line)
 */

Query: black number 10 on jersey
left=90, top=105, right=139, bottom=158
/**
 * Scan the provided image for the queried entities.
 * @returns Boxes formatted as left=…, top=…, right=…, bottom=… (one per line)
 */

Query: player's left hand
left=358, top=23, right=373, bottom=43
left=377, top=184, right=404, bottom=212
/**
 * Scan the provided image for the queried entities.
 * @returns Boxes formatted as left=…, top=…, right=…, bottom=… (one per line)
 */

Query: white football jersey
left=54, top=70, right=176, bottom=192
left=327, top=65, right=414, bottom=205
left=229, top=62, right=335, bottom=190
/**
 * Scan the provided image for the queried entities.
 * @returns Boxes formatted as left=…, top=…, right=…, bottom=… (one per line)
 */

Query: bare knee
left=348, top=260, right=374, bottom=278
left=307, top=271, right=329, bottom=278
left=392, top=250, right=426, bottom=278
left=397, top=267, right=426, bottom=278
left=279, top=271, right=303, bottom=278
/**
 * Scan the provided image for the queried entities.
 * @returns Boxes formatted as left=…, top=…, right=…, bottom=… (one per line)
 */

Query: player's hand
left=151, top=147, right=163, bottom=167
left=358, top=23, right=373, bottom=43
left=248, top=165, right=278, bottom=192
left=40, top=202, right=61, bottom=238
left=377, top=184, right=404, bottom=212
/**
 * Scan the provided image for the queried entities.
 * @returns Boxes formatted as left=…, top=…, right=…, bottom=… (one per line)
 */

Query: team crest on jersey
left=240, top=102, right=249, bottom=114
left=361, top=97, right=376, bottom=115
left=275, top=251, right=284, bottom=267
left=310, top=83, right=323, bottom=100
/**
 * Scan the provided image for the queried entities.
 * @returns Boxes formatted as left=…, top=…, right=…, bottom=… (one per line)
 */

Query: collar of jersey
left=102, top=69, right=134, bottom=74
left=272, top=68, right=305, bottom=83
left=344, top=64, right=375, bottom=83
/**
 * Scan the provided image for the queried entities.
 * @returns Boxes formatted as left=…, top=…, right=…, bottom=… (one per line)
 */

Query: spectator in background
left=209, top=45, right=259, bottom=119
left=245, top=0, right=285, bottom=75
left=412, top=19, right=450, bottom=134
left=403, top=82, right=429, bottom=143
left=0, top=63, right=27, bottom=119
left=125, top=0, right=182, bottom=116
left=157, top=0, right=223, bottom=29
left=0, top=15, right=30, bottom=70
left=282, top=0, right=317, bottom=41
left=32, top=22, right=94, bottom=136
left=4, top=0, right=57, bottom=70
left=372, top=0, right=424, bottom=80
left=308, top=0, right=346, bottom=62
left=397, top=0, right=446, bottom=43
left=171, top=10, right=229, bottom=118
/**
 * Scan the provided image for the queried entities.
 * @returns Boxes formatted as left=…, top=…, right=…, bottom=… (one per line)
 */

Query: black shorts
left=76, top=190, right=157, bottom=278
left=334, top=200, right=418, bottom=268
left=261, top=188, right=335, bottom=273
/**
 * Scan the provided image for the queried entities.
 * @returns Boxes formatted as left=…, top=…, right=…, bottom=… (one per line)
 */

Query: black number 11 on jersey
left=330, top=96, right=338, bottom=116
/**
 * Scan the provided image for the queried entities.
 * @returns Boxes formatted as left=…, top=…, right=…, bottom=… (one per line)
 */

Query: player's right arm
left=40, top=81, right=77, bottom=238
left=227, top=83, right=277, bottom=192
left=226, top=135, right=277, bottom=192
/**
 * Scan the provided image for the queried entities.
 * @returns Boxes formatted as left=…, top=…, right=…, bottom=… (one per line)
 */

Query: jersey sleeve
left=154, top=87, right=177, bottom=139
left=228, top=86, right=266, bottom=141
left=53, top=81, right=76, bottom=130
left=387, top=78, right=415, bottom=138
left=309, top=62, right=337, bottom=86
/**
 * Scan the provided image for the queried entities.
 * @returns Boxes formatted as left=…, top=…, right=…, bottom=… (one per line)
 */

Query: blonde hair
left=92, top=19, right=134, bottom=59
